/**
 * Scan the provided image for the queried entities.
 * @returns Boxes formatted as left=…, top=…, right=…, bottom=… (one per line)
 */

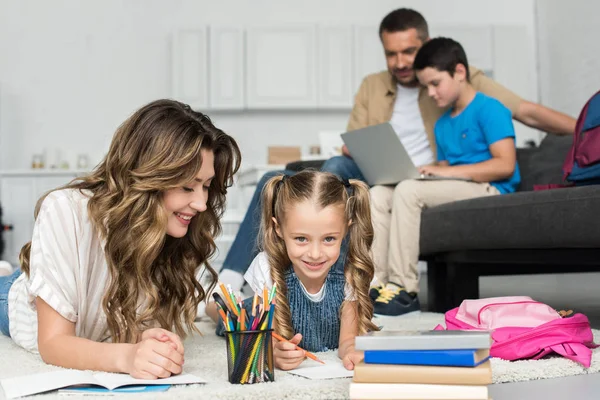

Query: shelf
left=0, top=169, right=89, bottom=177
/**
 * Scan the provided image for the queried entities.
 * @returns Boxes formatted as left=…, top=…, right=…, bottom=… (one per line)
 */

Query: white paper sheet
left=286, top=361, right=354, bottom=380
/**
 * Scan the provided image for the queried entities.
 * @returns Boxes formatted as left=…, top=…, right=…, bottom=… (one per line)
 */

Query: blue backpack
left=563, top=90, right=600, bottom=185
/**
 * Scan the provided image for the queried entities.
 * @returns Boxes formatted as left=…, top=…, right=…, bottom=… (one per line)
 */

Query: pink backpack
left=434, top=296, right=598, bottom=367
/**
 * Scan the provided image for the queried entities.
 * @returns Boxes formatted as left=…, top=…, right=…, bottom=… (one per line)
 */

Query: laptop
left=340, top=122, right=472, bottom=186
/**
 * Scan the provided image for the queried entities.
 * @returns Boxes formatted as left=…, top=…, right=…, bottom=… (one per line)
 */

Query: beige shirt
left=346, top=68, right=523, bottom=160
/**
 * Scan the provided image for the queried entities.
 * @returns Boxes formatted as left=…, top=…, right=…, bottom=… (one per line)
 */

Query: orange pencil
left=217, top=307, right=228, bottom=323
left=240, top=308, right=246, bottom=331
left=263, top=287, right=268, bottom=309
left=219, top=282, right=239, bottom=316
left=272, top=332, right=325, bottom=364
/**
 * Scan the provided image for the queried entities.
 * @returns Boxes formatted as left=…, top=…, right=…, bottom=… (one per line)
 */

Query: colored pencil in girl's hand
left=272, top=332, right=325, bottom=364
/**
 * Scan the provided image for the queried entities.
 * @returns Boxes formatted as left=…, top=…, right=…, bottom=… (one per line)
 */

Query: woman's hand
left=273, top=333, right=306, bottom=371
left=123, top=328, right=185, bottom=379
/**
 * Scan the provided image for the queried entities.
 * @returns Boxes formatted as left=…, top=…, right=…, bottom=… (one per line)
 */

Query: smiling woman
left=0, top=99, right=241, bottom=380
left=163, top=149, right=215, bottom=238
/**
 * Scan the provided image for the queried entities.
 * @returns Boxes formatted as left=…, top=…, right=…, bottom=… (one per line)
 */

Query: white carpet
left=1, top=312, right=599, bottom=400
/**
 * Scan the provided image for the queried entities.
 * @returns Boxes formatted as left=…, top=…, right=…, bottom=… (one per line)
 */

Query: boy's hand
left=418, top=164, right=453, bottom=177
left=341, top=145, right=352, bottom=158
left=342, top=350, right=364, bottom=370
left=273, top=333, right=306, bottom=370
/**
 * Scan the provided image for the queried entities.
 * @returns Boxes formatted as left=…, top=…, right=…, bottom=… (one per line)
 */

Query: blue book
left=59, top=384, right=171, bottom=395
left=364, top=348, right=490, bottom=367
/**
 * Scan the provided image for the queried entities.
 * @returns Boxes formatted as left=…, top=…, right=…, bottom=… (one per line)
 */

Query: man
left=217, top=8, right=576, bottom=296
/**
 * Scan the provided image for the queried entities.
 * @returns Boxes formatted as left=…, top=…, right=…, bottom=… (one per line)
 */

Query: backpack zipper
left=477, top=301, right=549, bottom=325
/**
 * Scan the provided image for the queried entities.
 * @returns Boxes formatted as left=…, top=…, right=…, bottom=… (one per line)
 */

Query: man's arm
left=342, top=78, right=371, bottom=157
left=346, top=78, right=370, bottom=132
left=471, top=69, right=576, bottom=135
left=514, top=101, right=576, bottom=135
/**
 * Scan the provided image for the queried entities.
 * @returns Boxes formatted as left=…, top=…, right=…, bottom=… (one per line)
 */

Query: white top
left=389, top=84, right=435, bottom=167
left=9, top=189, right=111, bottom=352
left=244, top=252, right=355, bottom=302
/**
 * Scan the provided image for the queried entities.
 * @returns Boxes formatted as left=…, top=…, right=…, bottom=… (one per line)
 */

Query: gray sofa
left=420, top=134, right=600, bottom=311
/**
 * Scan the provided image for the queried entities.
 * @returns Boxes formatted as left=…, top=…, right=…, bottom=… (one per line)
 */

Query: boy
left=369, top=37, right=520, bottom=316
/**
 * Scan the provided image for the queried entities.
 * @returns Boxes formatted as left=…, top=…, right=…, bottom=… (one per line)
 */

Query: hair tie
left=273, top=174, right=287, bottom=216
left=341, top=178, right=354, bottom=196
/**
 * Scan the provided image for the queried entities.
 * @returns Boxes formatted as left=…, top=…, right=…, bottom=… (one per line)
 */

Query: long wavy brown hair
left=19, top=99, right=241, bottom=343
left=259, top=171, right=378, bottom=340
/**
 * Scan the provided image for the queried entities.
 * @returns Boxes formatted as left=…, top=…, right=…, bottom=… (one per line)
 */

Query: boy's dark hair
left=379, top=8, right=429, bottom=42
left=413, top=37, right=470, bottom=81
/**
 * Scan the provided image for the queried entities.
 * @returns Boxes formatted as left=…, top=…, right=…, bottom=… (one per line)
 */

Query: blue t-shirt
left=435, top=92, right=521, bottom=194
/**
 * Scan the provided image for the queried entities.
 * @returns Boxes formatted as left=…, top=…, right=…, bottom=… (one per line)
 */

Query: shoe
left=373, top=282, right=420, bottom=316
left=369, top=285, right=382, bottom=303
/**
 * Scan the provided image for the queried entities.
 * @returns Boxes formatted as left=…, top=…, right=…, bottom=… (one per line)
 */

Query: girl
left=0, top=99, right=240, bottom=379
left=210, top=171, right=378, bottom=371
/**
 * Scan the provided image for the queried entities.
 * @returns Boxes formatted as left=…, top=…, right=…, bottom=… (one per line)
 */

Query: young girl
left=210, top=170, right=378, bottom=371
left=0, top=99, right=240, bottom=379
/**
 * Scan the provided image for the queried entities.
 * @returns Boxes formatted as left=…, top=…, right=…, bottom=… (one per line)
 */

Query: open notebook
left=0, top=370, right=204, bottom=399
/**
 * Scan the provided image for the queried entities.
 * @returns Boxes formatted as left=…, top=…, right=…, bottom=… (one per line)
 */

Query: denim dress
left=216, top=262, right=346, bottom=353
left=284, top=264, right=344, bottom=352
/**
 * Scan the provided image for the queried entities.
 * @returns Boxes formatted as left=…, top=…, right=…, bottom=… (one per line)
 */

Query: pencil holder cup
left=225, top=329, right=275, bottom=384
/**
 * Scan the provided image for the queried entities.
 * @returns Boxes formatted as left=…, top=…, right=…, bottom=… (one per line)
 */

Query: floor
left=419, top=271, right=600, bottom=400
left=418, top=271, right=600, bottom=328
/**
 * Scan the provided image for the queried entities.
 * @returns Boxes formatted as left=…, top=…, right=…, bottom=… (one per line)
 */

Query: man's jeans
left=221, top=156, right=365, bottom=274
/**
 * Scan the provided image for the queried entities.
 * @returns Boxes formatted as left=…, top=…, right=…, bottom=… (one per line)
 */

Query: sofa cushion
left=517, top=134, right=573, bottom=191
left=285, top=159, right=326, bottom=172
left=420, top=185, right=600, bottom=255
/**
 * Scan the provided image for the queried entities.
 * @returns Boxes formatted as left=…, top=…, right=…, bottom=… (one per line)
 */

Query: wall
left=0, top=0, right=538, bottom=172
left=536, top=0, right=600, bottom=116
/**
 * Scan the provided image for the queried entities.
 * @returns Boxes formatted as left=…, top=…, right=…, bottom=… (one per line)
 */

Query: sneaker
left=369, top=285, right=382, bottom=303
left=373, top=282, right=420, bottom=316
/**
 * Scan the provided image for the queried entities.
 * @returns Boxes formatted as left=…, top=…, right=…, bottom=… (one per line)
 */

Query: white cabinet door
left=171, top=28, right=209, bottom=109
left=0, top=175, right=80, bottom=265
left=317, top=26, right=354, bottom=108
left=246, top=26, right=317, bottom=108
left=1, top=178, right=35, bottom=265
left=209, top=26, right=245, bottom=109
left=353, top=26, right=386, bottom=93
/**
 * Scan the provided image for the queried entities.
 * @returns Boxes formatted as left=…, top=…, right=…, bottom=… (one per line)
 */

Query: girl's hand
left=273, top=333, right=306, bottom=371
left=342, top=350, right=364, bottom=370
left=124, top=329, right=185, bottom=379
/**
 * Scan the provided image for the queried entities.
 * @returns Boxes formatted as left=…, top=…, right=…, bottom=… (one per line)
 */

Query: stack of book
left=351, top=330, right=492, bottom=400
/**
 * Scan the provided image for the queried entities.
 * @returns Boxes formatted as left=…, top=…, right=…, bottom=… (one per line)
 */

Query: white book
left=0, top=370, right=204, bottom=399
left=349, top=382, right=489, bottom=400
left=355, top=330, right=491, bottom=351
